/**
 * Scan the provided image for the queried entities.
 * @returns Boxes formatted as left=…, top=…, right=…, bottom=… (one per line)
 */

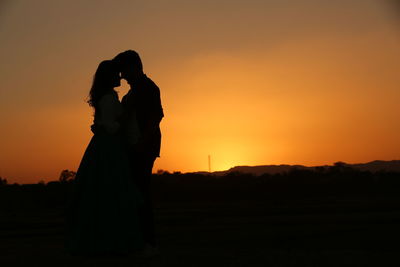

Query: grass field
left=1, top=171, right=400, bottom=266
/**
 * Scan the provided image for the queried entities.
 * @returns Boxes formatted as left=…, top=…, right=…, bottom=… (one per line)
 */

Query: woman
left=65, top=60, right=143, bottom=256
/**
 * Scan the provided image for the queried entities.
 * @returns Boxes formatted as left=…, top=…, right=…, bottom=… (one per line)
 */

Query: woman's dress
left=65, top=92, right=144, bottom=255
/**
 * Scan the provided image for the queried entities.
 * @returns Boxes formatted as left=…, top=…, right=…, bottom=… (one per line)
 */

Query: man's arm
left=144, top=84, right=163, bottom=131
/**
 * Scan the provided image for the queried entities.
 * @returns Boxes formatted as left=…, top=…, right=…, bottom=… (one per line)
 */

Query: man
left=113, top=50, right=164, bottom=254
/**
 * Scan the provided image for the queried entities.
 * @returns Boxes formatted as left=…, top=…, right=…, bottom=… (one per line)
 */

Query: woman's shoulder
left=99, top=91, right=119, bottom=105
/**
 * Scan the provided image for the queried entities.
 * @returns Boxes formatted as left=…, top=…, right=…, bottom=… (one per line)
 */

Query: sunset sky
left=1, top=0, right=399, bottom=184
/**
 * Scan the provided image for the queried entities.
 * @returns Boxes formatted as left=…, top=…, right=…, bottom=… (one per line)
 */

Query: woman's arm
left=98, top=93, right=120, bottom=134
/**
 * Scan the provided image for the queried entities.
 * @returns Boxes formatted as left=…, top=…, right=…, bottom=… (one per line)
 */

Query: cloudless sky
left=1, top=0, right=399, bottom=183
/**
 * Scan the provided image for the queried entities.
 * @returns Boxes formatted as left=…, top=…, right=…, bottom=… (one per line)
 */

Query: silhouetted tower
left=208, top=155, right=211, bottom=173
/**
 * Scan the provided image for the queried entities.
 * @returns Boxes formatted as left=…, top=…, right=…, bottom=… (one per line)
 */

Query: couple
left=65, top=50, right=163, bottom=256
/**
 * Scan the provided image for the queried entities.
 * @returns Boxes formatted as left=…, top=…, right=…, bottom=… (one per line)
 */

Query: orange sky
left=0, top=1, right=399, bottom=184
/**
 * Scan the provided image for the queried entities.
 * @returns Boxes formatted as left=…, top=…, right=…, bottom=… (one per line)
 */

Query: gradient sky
left=1, top=0, right=399, bottom=183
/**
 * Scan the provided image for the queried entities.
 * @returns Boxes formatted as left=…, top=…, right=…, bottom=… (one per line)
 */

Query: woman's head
left=88, top=60, right=120, bottom=108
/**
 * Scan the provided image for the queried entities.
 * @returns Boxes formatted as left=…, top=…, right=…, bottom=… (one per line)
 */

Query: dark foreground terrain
left=1, top=168, right=400, bottom=266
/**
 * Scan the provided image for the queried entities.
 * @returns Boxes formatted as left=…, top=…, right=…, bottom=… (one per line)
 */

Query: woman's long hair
left=87, top=60, right=119, bottom=109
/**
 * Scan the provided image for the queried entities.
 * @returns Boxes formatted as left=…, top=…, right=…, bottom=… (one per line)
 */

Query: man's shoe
left=142, top=243, right=160, bottom=258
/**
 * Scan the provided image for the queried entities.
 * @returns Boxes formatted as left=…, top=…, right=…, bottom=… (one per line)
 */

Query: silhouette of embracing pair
left=65, top=50, right=163, bottom=257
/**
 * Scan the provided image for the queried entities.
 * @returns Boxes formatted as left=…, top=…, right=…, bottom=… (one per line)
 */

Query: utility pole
left=208, top=155, right=211, bottom=173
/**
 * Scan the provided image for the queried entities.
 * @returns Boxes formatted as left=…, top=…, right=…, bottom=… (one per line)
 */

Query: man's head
left=113, top=50, right=143, bottom=85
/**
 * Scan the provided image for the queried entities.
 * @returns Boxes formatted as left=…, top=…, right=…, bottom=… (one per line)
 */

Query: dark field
left=1, top=169, right=400, bottom=266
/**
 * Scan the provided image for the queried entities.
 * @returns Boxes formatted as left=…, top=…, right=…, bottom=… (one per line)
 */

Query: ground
left=0, top=173, right=400, bottom=267
left=2, top=194, right=400, bottom=267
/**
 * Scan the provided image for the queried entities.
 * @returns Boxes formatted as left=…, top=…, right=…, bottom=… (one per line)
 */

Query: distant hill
left=350, top=160, right=400, bottom=173
left=214, top=164, right=311, bottom=176
left=192, top=160, right=400, bottom=176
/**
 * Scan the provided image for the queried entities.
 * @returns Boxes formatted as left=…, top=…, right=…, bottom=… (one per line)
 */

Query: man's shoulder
left=143, top=75, right=159, bottom=91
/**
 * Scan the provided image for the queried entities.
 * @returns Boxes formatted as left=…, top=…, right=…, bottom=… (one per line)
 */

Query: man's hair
left=113, top=50, right=143, bottom=71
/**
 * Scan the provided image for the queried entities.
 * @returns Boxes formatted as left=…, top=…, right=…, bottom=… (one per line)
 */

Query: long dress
left=64, top=92, right=144, bottom=256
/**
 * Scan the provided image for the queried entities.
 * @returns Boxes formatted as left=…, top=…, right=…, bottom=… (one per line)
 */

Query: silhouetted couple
left=65, top=50, right=163, bottom=257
